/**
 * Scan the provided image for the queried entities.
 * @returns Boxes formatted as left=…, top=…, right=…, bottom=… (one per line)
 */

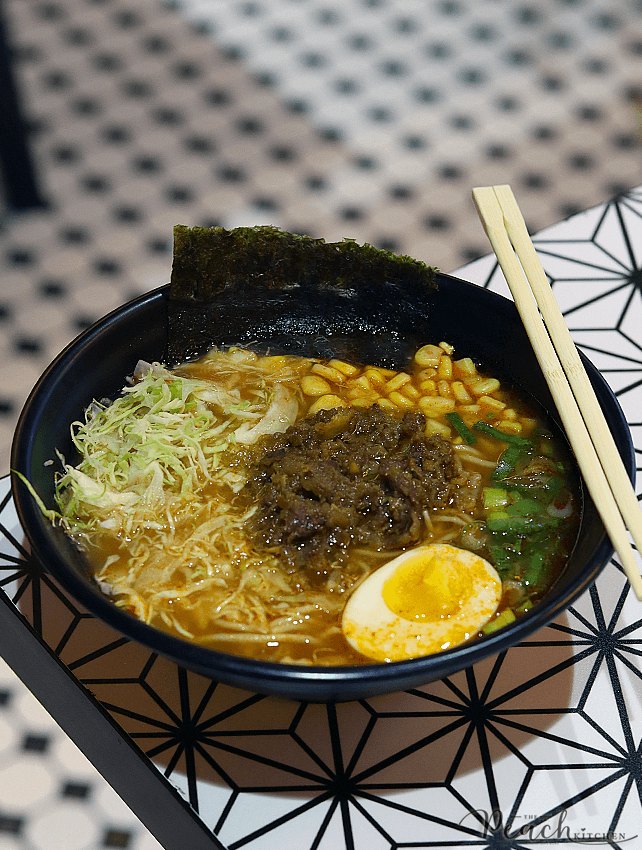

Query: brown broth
left=61, top=345, right=580, bottom=665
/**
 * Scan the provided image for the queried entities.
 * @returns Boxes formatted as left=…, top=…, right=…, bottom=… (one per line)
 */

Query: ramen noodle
left=46, top=343, right=580, bottom=665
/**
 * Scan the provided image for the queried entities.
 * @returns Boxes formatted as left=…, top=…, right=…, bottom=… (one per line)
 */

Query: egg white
left=342, top=543, right=502, bottom=662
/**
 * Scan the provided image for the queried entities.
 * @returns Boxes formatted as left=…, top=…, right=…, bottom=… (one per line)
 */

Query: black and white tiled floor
left=2, top=0, right=642, bottom=466
left=0, top=653, right=163, bottom=850
left=2, top=0, right=642, bottom=848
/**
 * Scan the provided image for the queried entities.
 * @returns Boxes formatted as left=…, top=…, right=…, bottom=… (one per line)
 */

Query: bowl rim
left=10, top=278, right=635, bottom=700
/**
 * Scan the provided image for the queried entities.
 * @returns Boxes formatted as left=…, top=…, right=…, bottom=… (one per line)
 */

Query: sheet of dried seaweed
left=167, top=225, right=439, bottom=365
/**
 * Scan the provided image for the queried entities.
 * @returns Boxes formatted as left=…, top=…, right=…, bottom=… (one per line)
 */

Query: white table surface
left=2, top=187, right=642, bottom=849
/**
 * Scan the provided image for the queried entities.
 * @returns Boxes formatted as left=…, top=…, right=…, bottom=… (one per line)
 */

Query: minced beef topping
left=247, top=405, right=479, bottom=571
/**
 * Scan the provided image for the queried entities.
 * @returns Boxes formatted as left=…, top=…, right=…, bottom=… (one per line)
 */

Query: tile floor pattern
left=1, top=0, right=642, bottom=466
left=0, top=658, right=163, bottom=850
left=1, top=0, right=642, bottom=847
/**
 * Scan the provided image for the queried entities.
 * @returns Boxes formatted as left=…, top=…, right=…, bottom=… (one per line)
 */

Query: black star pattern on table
left=1, top=469, right=641, bottom=848
left=0, top=483, right=102, bottom=655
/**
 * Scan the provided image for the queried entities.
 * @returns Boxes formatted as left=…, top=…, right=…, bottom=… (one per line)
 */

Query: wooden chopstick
left=493, top=185, right=642, bottom=558
left=472, top=184, right=642, bottom=599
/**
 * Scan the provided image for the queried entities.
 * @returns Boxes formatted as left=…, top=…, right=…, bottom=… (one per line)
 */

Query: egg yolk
left=382, top=553, right=474, bottom=621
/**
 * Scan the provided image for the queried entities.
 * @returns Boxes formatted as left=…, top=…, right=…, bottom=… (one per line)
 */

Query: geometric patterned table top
left=3, top=188, right=642, bottom=849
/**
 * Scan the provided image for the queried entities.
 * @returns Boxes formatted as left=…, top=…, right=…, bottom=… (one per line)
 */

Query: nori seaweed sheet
left=167, top=225, right=439, bottom=366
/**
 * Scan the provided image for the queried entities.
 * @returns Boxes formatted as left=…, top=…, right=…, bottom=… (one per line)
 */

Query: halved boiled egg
left=342, top=543, right=502, bottom=662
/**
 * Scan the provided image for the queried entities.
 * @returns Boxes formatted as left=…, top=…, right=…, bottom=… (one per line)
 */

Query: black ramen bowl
left=11, top=274, right=634, bottom=702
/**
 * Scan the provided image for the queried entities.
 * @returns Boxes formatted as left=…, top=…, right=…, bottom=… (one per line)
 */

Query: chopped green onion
left=523, top=535, right=563, bottom=587
left=524, top=549, right=548, bottom=587
left=506, top=498, right=541, bottom=517
left=491, top=444, right=527, bottom=481
left=483, top=487, right=509, bottom=511
left=482, top=608, right=517, bottom=635
left=487, top=510, right=510, bottom=523
left=473, top=420, right=534, bottom=448
left=486, top=515, right=559, bottom=534
left=505, top=474, right=563, bottom=496
left=445, top=412, right=477, bottom=444
left=486, top=542, right=518, bottom=579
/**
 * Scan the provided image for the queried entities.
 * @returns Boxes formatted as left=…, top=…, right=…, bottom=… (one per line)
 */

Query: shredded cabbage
left=54, top=350, right=301, bottom=538
left=34, top=348, right=372, bottom=664
left=55, top=366, right=237, bottom=536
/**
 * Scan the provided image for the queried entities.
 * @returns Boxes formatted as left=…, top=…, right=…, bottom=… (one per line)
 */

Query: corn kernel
left=478, top=395, right=506, bottom=411
left=520, top=417, right=538, bottom=432
left=457, top=404, right=481, bottom=416
left=349, top=397, right=375, bottom=409
left=374, top=397, right=397, bottom=412
left=347, top=386, right=379, bottom=402
left=311, top=363, right=346, bottom=383
left=419, top=396, right=456, bottom=415
left=419, top=379, right=437, bottom=393
left=388, top=390, right=414, bottom=409
left=437, top=380, right=453, bottom=398
left=495, top=420, right=523, bottom=435
left=437, top=355, right=453, bottom=380
left=452, top=381, right=472, bottom=404
left=328, top=359, right=359, bottom=376
left=308, top=394, right=346, bottom=414
left=467, top=377, right=501, bottom=396
left=414, top=344, right=443, bottom=368
left=417, top=368, right=438, bottom=381
left=424, top=419, right=452, bottom=439
left=401, top=383, right=421, bottom=401
left=502, top=408, right=518, bottom=421
left=454, top=357, right=477, bottom=378
left=364, top=368, right=387, bottom=388
left=348, top=375, right=372, bottom=391
left=385, top=372, right=411, bottom=393
left=301, top=375, right=333, bottom=396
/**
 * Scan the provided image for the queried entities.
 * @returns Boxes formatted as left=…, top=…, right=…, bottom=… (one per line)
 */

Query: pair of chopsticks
left=472, top=184, right=642, bottom=600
